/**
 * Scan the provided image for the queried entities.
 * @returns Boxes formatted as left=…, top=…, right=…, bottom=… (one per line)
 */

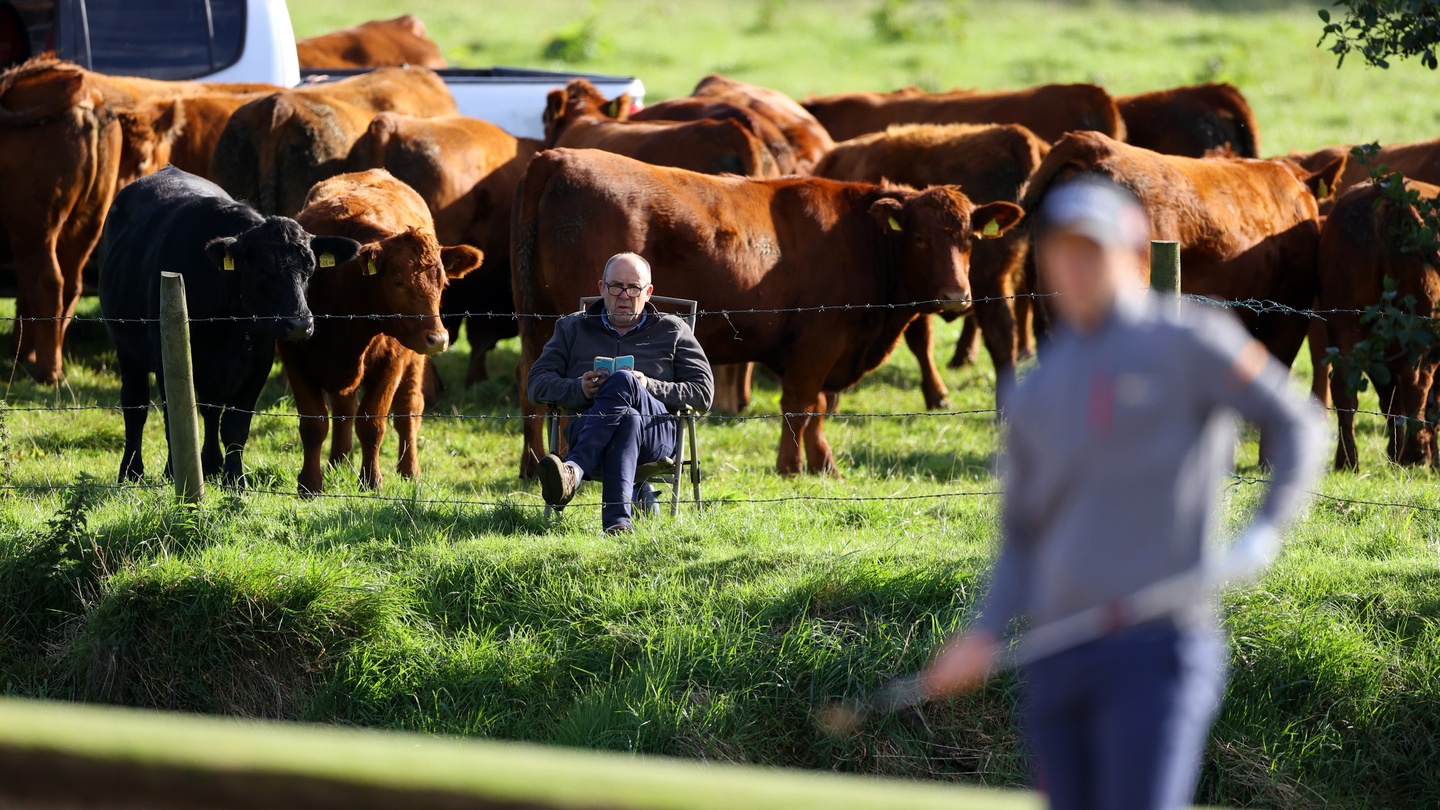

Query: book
left=593, top=355, right=635, bottom=377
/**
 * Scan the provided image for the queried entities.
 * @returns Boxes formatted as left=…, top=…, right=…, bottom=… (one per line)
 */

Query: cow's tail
left=512, top=149, right=556, bottom=317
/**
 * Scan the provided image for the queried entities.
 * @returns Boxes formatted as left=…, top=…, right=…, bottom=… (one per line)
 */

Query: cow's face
left=360, top=227, right=483, bottom=355
left=870, top=187, right=1023, bottom=314
left=204, top=217, right=360, bottom=341
left=542, top=79, right=631, bottom=146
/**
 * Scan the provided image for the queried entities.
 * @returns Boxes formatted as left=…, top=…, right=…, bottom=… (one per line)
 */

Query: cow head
left=355, top=227, right=483, bottom=355
left=203, top=217, right=361, bottom=341
left=116, top=98, right=187, bottom=184
left=869, top=186, right=1023, bottom=314
left=542, top=78, right=631, bottom=147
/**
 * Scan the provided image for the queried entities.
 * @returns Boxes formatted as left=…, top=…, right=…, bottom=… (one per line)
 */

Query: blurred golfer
left=919, top=176, right=1324, bottom=810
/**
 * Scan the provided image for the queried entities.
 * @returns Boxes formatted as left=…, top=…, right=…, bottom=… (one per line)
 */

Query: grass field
left=4, top=1, right=1440, bottom=808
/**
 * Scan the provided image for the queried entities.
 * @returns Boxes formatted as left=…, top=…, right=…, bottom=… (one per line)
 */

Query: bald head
left=603, top=252, right=652, bottom=286
left=598, top=252, right=654, bottom=329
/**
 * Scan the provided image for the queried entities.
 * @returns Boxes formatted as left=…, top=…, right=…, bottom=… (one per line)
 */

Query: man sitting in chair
left=529, top=252, right=714, bottom=533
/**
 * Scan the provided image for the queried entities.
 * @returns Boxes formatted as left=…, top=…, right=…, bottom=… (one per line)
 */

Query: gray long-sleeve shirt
left=974, top=291, right=1326, bottom=637
left=527, top=300, right=715, bottom=413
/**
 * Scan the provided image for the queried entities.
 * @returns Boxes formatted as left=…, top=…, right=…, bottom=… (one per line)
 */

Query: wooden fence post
left=159, top=272, right=204, bottom=504
left=1150, top=240, right=1181, bottom=307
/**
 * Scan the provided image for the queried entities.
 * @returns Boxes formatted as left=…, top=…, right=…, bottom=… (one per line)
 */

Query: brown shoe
left=539, top=454, right=580, bottom=507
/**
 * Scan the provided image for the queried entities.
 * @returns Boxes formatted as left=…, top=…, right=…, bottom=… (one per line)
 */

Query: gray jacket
left=527, top=300, right=714, bottom=412
left=975, top=291, right=1325, bottom=637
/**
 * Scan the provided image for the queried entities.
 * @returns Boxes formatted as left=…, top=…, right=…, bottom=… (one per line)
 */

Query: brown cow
left=511, top=148, right=1022, bottom=477
left=815, top=123, right=1050, bottom=408
left=1291, top=138, right=1440, bottom=214
left=1021, top=131, right=1344, bottom=387
left=156, top=90, right=274, bottom=179
left=1320, top=179, right=1440, bottom=469
left=285, top=169, right=483, bottom=494
left=632, top=97, right=800, bottom=175
left=543, top=79, right=778, bottom=178
left=691, top=74, right=834, bottom=172
left=0, top=56, right=267, bottom=383
left=347, top=112, right=540, bottom=385
left=296, top=15, right=447, bottom=70
left=803, top=83, right=1125, bottom=145
left=1117, top=83, right=1260, bottom=158
left=210, top=66, right=457, bottom=217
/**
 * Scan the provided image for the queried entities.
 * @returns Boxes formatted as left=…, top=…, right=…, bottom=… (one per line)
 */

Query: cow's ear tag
left=365, top=258, right=378, bottom=276
left=1317, top=178, right=1330, bottom=199
left=982, top=218, right=1000, bottom=237
left=607, top=99, right=620, bottom=117
left=318, top=252, right=335, bottom=268
left=222, top=252, right=235, bottom=271
left=887, top=216, right=902, bottom=232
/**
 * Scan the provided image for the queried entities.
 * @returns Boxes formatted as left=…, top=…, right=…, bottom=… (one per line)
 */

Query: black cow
left=100, top=166, right=360, bottom=484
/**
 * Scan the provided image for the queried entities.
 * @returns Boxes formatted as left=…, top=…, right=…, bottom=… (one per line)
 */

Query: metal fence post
left=1150, top=240, right=1181, bottom=308
left=159, top=272, right=204, bottom=504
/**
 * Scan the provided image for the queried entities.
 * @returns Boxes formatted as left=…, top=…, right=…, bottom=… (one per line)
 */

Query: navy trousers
left=566, top=370, right=676, bottom=529
left=1021, top=618, right=1226, bottom=810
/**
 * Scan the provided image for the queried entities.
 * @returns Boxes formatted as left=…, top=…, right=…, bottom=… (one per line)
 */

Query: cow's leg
left=463, top=316, right=501, bottom=387
left=356, top=366, right=403, bottom=491
left=11, top=294, right=36, bottom=366
left=1326, top=313, right=1362, bottom=470
left=777, top=373, right=830, bottom=476
left=199, top=404, right=224, bottom=477
left=218, top=346, right=276, bottom=486
left=904, top=315, right=950, bottom=410
left=516, top=321, right=550, bottom=478
left=1391, top=363, right=1437, bottom=465
left=288, top=369, right=331, bottom=496
left=804, top=392, right=839, bottom=476
left=710, top=363, right=754, bottom=414
left=328, top=391, right=358, bottom=467
left=1256, top=313, right=1312, bottom=466
left=1307, top=316, right=1331, bottom=407
left=12, top=241, right=65, bottom=385
left=975, top=296, right=1020, bottom=398
left=948, top=315, right=981, bottom=369
left=392, top=357, right=425, bottom=480
left=116, top=360, right=150, bottom=482
left=1015, top=295, right=1035, bottom=359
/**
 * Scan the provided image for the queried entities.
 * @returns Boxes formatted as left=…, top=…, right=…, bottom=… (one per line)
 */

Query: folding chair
left=543, top=295, right=703, bottom=518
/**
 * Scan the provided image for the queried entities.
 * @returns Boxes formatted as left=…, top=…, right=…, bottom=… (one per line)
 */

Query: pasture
left=3, top=1, right=1440, bottom=808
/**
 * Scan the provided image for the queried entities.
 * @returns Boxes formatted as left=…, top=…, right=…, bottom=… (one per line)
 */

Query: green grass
left=4, top=2, right=1440, bottom=807
left=288, top=0, right=1440, bottom=154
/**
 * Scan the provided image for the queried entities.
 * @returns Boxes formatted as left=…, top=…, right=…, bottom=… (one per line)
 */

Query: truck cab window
left=72, top=0, right=245, bottom=79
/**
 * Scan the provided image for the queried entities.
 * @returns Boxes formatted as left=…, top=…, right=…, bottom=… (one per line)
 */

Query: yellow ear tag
left=1317, top=179, right=1330, bottom=199
left=365, top=258, right=378, bottom=276
left=318, top=252, right=335, bottom=268
left=982, top=218, right=1000, bottom=237
left=888, top=215, right=902, bottom=232
left=222, top=252, right=235, bottom=271
left=608, top=99, right=620, bottom=117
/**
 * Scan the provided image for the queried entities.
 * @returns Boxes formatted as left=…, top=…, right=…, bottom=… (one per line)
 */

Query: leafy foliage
left=1322, top=143, right=1440, bottom=396
left=870, top=0, right=969, bottom=43
left=1318, top=0, right=1440, bottom=69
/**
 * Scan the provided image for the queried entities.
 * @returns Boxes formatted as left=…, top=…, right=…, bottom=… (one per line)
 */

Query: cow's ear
left=969, top=201, right=1025, bottom=240
left=204, top=237, right=240, bottom=272
left=606, top=93, right=632, bottom=120
left=1306, top=155, right=1346, bottom=201
left=309, top=235, right=362, bottom=270
left=868, top=197, right=906, bottom=234
left=440, top=245, right=485, bottom=280
left=544, top=89, right=566, bottom=125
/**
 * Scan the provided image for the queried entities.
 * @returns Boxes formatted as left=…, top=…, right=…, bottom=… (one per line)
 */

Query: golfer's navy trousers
left=1022, top=619, right=1226, bottom=810
left=567, top=370, right=676, bottom=530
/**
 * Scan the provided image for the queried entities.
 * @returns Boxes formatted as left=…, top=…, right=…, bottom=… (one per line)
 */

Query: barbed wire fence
left=2, top=280, right=1440, bottom=518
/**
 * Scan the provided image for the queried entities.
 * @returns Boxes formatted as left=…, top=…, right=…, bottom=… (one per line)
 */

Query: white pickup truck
left=0, top=0, right=644, bottom=140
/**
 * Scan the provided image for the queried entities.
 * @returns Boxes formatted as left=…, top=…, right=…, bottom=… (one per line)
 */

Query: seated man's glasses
left=605, top=284, right=648, bottom=298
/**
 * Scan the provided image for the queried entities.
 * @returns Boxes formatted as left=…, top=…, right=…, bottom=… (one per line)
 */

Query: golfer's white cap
left=1037, top=175, right=1150, bottom=250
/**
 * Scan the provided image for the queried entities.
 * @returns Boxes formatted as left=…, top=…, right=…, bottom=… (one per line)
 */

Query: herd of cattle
left=2, top=14, right=1438, bottom=493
